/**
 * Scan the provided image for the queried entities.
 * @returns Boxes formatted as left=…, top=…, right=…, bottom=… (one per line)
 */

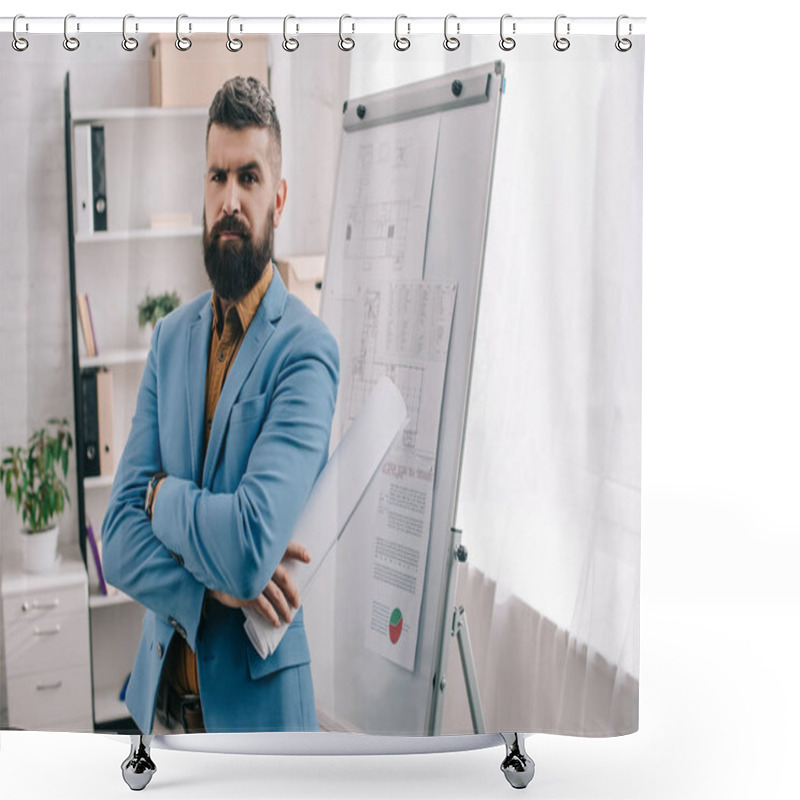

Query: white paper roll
left=244, top=376, right=407, bottom=658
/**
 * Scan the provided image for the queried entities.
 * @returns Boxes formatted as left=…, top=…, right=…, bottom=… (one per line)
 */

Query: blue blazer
left=102, top=269, right=339, bottom=734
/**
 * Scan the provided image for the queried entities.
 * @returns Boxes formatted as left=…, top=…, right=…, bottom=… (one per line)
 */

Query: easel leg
left=500, top=733, right=535, bottom=789
left=121, top=734, right=156, bottom=791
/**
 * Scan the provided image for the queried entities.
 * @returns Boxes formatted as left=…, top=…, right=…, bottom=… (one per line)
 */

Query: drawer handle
left=36, top=681, right=63, bottom=691
left=34, top=625, right=61, bottom=636
left=21, top=599, right=60, bottom=612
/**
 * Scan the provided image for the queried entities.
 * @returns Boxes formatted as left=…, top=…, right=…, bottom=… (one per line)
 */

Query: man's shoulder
left=277, top=295, right=339, bottom=368
left=280, top=295, right=336, bottom=343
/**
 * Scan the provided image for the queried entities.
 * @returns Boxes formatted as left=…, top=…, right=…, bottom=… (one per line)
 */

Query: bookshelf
left=64, top=72, right=210, bottom=731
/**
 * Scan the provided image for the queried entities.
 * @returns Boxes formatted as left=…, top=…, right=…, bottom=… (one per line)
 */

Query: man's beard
left=203, top=210, right=274, bottom=302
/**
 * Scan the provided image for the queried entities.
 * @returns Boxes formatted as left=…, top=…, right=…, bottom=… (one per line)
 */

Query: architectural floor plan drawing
left=325, top=114, right=440, bottom=297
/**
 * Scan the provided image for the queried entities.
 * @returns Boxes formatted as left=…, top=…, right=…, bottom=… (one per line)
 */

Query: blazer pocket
left=229, top=392, right=269, bottom=427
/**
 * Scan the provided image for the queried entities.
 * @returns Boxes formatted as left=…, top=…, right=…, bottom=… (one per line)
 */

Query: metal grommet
left=283, top=15, right=299, bottom=52
left=175, top=14, right=192, bottom=51
left=615, top=14, right=632, bottom=52
left=394, top=14, right=411, bottom=51
left=338, top=14, right=355, bottom=51
left=12, top=15, right=29, bottom=52
left=63, top=14, right=80, bottom=51
left=499, top=14, right=516, bottom=51
left=443, top=14, right=460, bottom=51
left=227, top=15, right=242, bottom=52
left=122, top=14, right=139, bottom=51
left=553, top=14, right=570, bottom=52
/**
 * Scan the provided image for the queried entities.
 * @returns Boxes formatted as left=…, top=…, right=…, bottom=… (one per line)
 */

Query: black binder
left=90, top=125, right=107, bottom=232
left=81, top=368, right=100, bottom=477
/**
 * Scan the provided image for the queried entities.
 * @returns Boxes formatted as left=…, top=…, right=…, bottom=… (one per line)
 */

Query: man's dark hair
left=207, top=76, right=282, bottom=180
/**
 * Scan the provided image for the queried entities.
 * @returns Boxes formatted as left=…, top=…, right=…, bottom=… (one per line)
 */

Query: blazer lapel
left=186, top=301, right=213, bottom=485
left=202, top=270, right=288, bottom=488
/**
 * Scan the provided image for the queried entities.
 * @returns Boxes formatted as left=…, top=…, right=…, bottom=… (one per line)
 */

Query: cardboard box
left=276, top=255, right=325, bottom=317
left=148, top=33, right=270, bottom=108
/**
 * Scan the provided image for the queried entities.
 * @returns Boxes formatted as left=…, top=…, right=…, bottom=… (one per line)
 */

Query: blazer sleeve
left=149, top=325, right=339, bottom=601
left=101, top=319, right=206, bottom=651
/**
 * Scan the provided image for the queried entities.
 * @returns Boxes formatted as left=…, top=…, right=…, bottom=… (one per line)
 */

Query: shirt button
left=156, top=643, right=164, bottom=659
left=218, top=351, right=226, bottom=361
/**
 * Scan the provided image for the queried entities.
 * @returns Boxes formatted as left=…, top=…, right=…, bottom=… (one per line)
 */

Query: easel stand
left=428, top=527, right=535, bottom=788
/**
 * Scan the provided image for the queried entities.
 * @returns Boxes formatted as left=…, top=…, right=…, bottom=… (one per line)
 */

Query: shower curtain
left=0, top=24, right=643, bottom=742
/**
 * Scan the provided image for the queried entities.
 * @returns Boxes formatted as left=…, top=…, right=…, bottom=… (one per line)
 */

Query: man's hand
left=207, top=541, right=311, bottom=627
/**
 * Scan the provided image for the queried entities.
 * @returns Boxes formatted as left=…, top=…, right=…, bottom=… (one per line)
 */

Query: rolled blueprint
left=244, top=376, right=408, bottom=659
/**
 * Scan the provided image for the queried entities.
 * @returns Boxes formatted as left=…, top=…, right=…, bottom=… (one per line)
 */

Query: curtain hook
left=499, top=14, right=516, bottom=51
left=444, top=14, right=460, bottom=51
left=175, top=14, right=192, bottom=51
left=283, top=15, right=299, bottom=52
left=122, top=14, right=139, bottom=52
left=553, top=14, right=571, bottom=52
left=338, top=14, right=355, bottom=51
left=63, top=13, right=80, bottom=51
left=12, top=14, right=29, bottom=52
left=227, top=15, right=243, bottom=52
left=615, top=15, right=632, bottom=52
left=394, top=14, right=411, bottom=51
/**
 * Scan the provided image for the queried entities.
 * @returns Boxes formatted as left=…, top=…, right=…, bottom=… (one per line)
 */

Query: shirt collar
left=211, top=261, right=274, bottom=337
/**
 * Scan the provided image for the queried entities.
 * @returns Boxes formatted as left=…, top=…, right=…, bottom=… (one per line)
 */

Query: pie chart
left=389, top=608, right=403, bottom=644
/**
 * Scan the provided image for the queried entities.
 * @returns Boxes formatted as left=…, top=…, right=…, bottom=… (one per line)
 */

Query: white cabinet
left=2, top=552, right=93, bottom=731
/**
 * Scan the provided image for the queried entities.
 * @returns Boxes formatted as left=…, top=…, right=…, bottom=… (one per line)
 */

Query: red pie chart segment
left=389, top=608, right=403, bottom=644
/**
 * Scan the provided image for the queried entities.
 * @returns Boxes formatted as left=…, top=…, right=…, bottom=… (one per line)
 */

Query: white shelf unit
left=76, top=225, right=202, bottom=245
left=84, top=474, right=115, bottom=490
left=66, top=73, right=209, bottom=731
left=89, top=589, right=135, bottom=610
left=93, top=685, right=132, bottom=726
left=79, top=348, right=149, bottom=369
left=73, top=106, right=207, bottom=124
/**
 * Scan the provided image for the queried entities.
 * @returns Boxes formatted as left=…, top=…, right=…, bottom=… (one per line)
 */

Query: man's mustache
left=210, top=215, right=250, bottom=239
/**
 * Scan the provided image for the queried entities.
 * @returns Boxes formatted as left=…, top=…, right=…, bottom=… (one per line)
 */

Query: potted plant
left=0, top=418, right=73, bottom=573
left=137, top=290, right=181, bottom=340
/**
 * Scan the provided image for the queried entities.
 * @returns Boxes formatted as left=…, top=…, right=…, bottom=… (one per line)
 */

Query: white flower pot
left=140, top=321, right=154, bottom=346
left=21, top=524, right=60, bottom=573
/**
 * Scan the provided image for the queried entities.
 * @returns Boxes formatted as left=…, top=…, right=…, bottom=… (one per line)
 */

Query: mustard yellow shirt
left=164, top=263, right=274, bottom=696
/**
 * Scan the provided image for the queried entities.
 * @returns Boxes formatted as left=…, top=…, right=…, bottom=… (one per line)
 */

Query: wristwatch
left=144, top=472, right=167, bottom=520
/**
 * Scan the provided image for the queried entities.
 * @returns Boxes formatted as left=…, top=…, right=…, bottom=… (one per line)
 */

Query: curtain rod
left=1, top=16, right=646, bottom=37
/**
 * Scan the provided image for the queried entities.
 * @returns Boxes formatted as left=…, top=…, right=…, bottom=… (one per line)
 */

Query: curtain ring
left=122, top=14, right=139, bottom=52
left=553, top=14, right=570, bottom=52
left=499, top=14, right=516, bottom=51
left=227, top=15, right=243, bottom=52
left=338, top=14, right=355, bottom=51
left=615, top=15, right=632, bottom=52
left=443, top=14, right=460, bottom=51
left=12, top=15, right=29, bottom=52
left=283, top=15, right=299, bottom=52
left=394, top=15, right=411, bottom=51
left=175, top=14, right=192, bottom=51
left=63, top=14, right=80, bottom=51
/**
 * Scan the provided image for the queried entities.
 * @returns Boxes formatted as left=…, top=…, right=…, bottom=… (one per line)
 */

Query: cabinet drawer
left=6, top=663, right=92, bottom=730
left=5, top=609, right=90, bottom=678
left=2, top=583, right=86, bottom=626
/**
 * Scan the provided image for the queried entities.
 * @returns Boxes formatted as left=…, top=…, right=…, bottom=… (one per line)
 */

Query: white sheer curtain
left=349, top=34, right=643, bottom=734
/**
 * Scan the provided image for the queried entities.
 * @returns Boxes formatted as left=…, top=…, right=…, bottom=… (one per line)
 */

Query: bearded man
left=102, top=76, right=339, bottom=735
